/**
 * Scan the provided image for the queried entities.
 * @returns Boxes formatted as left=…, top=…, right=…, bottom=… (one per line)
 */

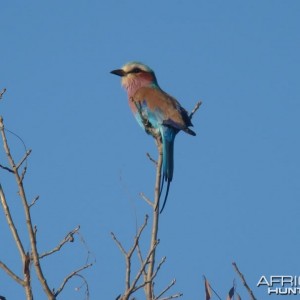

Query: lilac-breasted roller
left=111, top=62, right=195, bottom=212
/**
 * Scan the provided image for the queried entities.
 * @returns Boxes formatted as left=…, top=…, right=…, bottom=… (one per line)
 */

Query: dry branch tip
left=189, top=100, right=202, bottom=120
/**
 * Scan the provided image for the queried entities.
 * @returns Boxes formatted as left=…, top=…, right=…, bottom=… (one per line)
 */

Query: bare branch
left=120, top=215, right=149, bottom=293
left=151, top=256, right=166, bottom=281
left=232, top=262, right=257, bottom=300
left=158, top=293, right=183, bottom=300
left=0, top=260, right=24, bottom=286
left=1, top=114, right=93, bottom=299
left=131, top=240, right=160, bottom=293
left=144, top=137, right=163, bottom=299
left=40, top=226, right=80, bottom=259
left=140, top=193, right=154, bottom=207
left=0, top=184, right=26, bottom=259
left=128, top=215, right=148, bottom=258
left=29, top=196, right=40, bottom=208
left=0, top=117, right=54, bottom=299
left=136, top=242, right=147, bottom=281
left=111, top=232, right=127, bottom=256
left=0, top=117, right=16, bottom=168
left=0, top=164, right=14, bottom=173
left=146, top=153, right=157, bottom=166
left=0, top=88, right=6, bottom=100
left=155, top=279, right=176, bottom=300
left=16, top=149, right=32, bottom=170
left=54, top=263, right=93, bottom=297
left=189, top=101, right=202, bottom=120
left=20, top=166, right=28, bottom=182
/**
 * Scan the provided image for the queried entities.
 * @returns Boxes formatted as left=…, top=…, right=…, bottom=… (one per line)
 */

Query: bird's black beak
left=110, top=69, right=126, bottom=77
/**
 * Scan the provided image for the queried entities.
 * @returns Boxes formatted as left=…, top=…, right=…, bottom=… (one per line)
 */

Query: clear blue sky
left=1, top=1, right=300, bottom=299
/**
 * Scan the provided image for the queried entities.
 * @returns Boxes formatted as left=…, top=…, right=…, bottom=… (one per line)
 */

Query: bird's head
left=111, top=62, right=158, bottom=96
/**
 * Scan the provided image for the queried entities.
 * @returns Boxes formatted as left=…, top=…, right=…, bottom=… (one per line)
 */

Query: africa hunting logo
left=257, top=276, right=300, bottom=295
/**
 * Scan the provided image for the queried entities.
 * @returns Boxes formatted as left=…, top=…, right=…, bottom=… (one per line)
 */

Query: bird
left=111, top=62, right=195, bottom=212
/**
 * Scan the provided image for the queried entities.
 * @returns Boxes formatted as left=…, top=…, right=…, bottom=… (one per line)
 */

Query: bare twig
left=144, top=136, right=163, bottom=299
left=0, top=88, right=6, bottom=100
left=29, top=196, right=40, bottom=208
left=112, top=215, right=149, bottom=296
left=128, top=215, right=149, bottom=258
left=140, top=193, right=154, bottom=207
left=146, top=153, right=157, bottom=166
left=0, top=184, right=26, bottom=260
left=151, top=256, right=166, bottom=281
left=16, top=149, right=32, bottom=170
left=158, top=293, right=183, bottom=300
left=54, top=263, right=93, bottom=297
left=189, top=101, right=202, bottom=120
left=155, top=279, right=176, bottom=300
left=40, top=226, right=81, bottom=259
left=0, top=261, right=24, bottom=286
left=126, top=215, right=149, bottom=291
left=1, top=115, right=93, bottom=299
left=136, top=242, right=148, bottom=283
left=0, top=164, right=14, bottom=173
left=130, top=240, right=159, bottom=293
left=20, top=166, right=27, bottom=182
left=232, top=262, right=257, bottom=300
left=111, top=232, right=127, bottom=256
left=0, top=117, right=54, bottom=299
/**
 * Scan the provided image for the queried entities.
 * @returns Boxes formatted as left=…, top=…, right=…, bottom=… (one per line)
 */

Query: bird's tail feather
left=160, top=178, right=171, bottom=213
left=159, top=136, right=174, bottom=213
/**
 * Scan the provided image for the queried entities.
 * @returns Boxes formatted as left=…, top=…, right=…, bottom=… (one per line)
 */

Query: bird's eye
left=131, top=68, right=141, bottom=74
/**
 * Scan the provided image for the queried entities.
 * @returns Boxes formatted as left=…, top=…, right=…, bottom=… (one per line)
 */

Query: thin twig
left=146, top=153, right=157, bottom=166
left=232, top=262, right=257, bottom=300
left=189, top=101, right=202, bottom=120
left=145, top=136, right=163, bottom=299
left=0, top=261, right=24, bottom=286
left=54, top=263, right=93, bottom=297
left=40, top=226, right=80, bottom=259
left=0, top=184, right=26, bottom=260
left=140, top=192, right=154, bottom=207
left=151, top=256, right=166, bottom=281
left=131, top=240, right=159, bottom=293
left=0, top=164, right=14, bottom=173
left=136, top=242, right=148, bottom=281
left=128, top=215, right=149, bottom=258
left=126, top=215, right=149, bottom=291
left=0, top=88, right=6, bottom=99
left=155, top=279, right=176, bottom=300
left=0, top=117, right=54, bottom=299
left=111, top=232, right=127, bottom=256
left=20, top=166, right=27, bottom=182
left=158, top=293, right=183, bottom=300
left=29, top=196, right=40, bottom=208
left=16, top=149, right=32, bottom=170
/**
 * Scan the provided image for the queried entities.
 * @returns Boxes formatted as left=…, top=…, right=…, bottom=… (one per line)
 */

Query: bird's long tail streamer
left=159, top=177, right=171, bottom=213
left=159, top=135, right=174, bottom=213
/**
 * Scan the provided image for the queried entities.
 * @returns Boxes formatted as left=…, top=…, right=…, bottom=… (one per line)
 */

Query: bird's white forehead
left=122, top=62, right=153, bottom=73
